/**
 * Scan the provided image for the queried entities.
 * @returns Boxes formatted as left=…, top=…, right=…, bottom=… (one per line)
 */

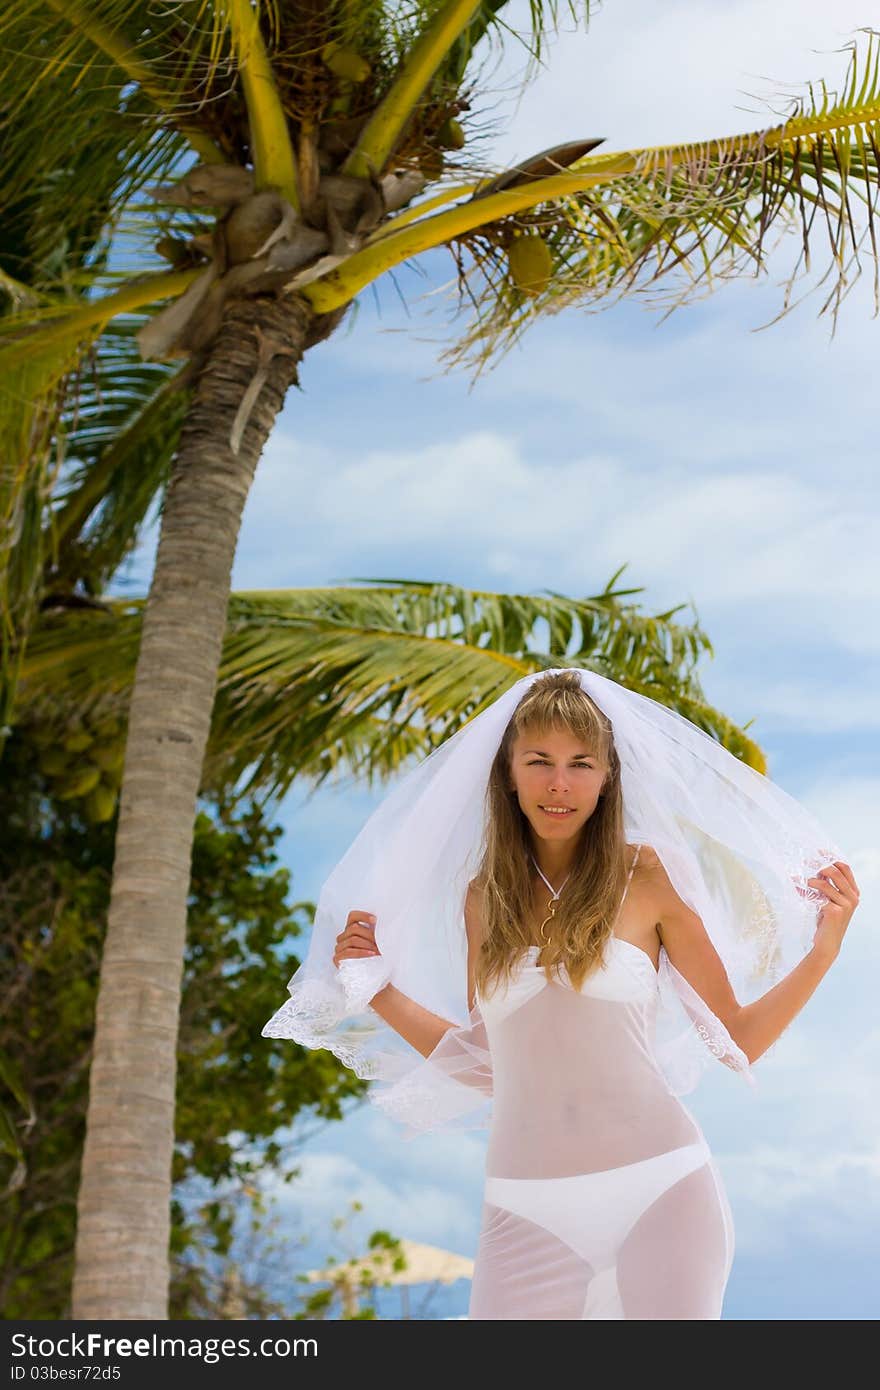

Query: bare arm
left=368, top=983, right=457, bottom=1058
left=729, top=943, right=838, bottom=1064
left=334, top=896, right=482, bottom=1059
left=653, top=849, right=860, bottom=1065
left=729, top=859, right=860, bottom=1062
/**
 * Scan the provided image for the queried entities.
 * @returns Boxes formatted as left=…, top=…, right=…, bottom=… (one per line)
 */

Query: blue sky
left=113, top=1, right=879, bottom=1318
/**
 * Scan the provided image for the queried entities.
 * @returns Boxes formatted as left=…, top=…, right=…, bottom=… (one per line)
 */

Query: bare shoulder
left=466, top=876, right=486, bottom=904
left=629, top=842, right=669, bottom=908
left=631, top=843, right=662, bottom=873
left=630, top=843, right=698, bottom=926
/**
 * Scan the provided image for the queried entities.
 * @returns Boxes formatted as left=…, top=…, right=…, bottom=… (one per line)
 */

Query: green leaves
left=341, top=1, right=483, bottom=179
left=438, top=30, right=880, bottom=370
left=0, top=742, right=364, bottom=1315
left=0, top=5, right=198, bottom=271
left=14, top=573, right=767, bottom=807
left=0, top=273, right=198, bottom=737
left=0, top=1049, right=34, bottom=1195
left=46, top=316, right=192, bottom=598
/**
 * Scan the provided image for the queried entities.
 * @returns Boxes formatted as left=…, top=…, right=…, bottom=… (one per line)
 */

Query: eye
left=527, top=759, right=593, bottom=767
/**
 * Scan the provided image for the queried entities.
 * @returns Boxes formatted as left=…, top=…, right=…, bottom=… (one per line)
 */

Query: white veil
left=261, top=668, right=843, bottom=1138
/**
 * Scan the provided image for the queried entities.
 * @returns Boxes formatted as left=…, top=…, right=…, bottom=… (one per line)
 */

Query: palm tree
left=2, top=2, right=878, bottom=1316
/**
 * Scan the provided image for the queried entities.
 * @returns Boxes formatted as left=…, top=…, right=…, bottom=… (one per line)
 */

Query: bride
left=265, top=668, right=860, bottom=1319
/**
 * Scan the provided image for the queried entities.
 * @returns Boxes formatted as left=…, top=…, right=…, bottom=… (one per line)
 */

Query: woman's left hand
left=808, top=861, right=860, bottom=959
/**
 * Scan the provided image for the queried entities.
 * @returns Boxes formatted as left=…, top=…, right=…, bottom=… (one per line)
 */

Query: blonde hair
left=471, top=669, right=630, bottom=997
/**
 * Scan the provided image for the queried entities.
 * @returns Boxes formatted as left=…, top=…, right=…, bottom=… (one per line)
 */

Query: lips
left=539, top=806, right=575, bottom=817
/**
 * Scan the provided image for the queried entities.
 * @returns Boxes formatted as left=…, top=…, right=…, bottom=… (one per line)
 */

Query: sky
left=113, top=0, right=880, bottom=1319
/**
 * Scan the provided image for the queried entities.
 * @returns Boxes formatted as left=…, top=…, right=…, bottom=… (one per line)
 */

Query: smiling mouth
left=539, top=806, right=575, bottom=816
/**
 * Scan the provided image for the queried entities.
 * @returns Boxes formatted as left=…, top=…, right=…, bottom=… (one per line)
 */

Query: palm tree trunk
left=71, top=293, right=315, bottom=1319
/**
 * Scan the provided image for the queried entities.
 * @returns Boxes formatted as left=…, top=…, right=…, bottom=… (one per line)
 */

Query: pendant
left=539, top=896, right=558, bottom=944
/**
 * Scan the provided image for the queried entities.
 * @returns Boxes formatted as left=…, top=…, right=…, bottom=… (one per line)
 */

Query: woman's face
left=508, top=723, right=608, bottom=846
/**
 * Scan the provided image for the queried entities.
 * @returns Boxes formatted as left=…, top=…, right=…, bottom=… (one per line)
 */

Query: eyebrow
left=522, top=749, right=595, bottom=757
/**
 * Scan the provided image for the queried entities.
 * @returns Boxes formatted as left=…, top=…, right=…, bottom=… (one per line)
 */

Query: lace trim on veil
left=654, top=949, right=757, bottom=1095
left=261, top=972, right=494, bottom=1139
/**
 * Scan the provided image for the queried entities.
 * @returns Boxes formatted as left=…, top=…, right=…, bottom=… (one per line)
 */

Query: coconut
left=83, top=784, right=118, bottom=824
left=54, top=766, right=102, bottom=800
left=437, top=118, right=465, bottom=150
left=91, top=742, right=126, bottom=774
left=63, top=729, right=94, bottom=752
left=507, top=235, right=553, bottom=296
left=323, top=44, right=371, bottom=83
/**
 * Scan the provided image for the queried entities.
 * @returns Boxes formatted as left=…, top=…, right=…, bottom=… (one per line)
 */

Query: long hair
left=472, top=669, right=630, bottom=997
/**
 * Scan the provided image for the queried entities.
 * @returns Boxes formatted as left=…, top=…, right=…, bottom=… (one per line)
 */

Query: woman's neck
left=529, top=839, right=578, bottom=887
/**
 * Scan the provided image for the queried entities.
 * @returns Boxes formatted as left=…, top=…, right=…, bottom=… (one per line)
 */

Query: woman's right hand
left=333, top=909, right=381, bottom=968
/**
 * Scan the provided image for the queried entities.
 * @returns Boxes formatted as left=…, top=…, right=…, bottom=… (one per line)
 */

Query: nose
left=548, top=769, right=569, bottom=793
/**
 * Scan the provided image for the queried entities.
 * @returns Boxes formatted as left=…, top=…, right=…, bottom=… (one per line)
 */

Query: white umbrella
left=302, top=1238, right=474, bottom=1317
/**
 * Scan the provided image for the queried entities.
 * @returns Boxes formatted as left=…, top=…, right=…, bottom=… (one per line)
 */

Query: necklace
left=531, top=856, right=573, bottom=944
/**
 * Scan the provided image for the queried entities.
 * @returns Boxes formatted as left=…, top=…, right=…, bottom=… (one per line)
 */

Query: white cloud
left=241, top=425, right=879, bottom=673
left=718, top=684, right=880, bottom=733
left=721, top=1140, right=880, bottom=1256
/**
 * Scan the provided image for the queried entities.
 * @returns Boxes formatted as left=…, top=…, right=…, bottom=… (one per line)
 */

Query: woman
left=263, top=669, right=860, bottom=1319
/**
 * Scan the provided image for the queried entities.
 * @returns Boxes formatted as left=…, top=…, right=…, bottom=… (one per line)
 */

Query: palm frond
left=299, top=30, right=880, bottom=371
left=0, top=97, right=140, bottom=742
left=1, top=325, right=182, bottom=749
left=343, top=2, right=487, bottom=179
left=220, top=0, right=299, bottom=204
left=0, top=418, right=57, bottom=739
left=0, top=272, right=198, bottom=556
left=0, top=269, right=40, bottom=311
left=0, top=2, right=594, bottom=353
left=43, top=0, right=225, bottom=163
left=45, top=316, right=191, bottom=597
left=14, top=575, right=767, bottom=806
left=445, top=28, right=880, bottom=368
left=0, top=270, right=195, bottom=714
left=442, top=1, right=592, bottom=76
left=0, top=8, right=199, bottom=277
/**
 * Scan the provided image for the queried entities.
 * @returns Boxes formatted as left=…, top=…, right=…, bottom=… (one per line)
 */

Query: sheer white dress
left=469, top=846, right=735, bottom=1320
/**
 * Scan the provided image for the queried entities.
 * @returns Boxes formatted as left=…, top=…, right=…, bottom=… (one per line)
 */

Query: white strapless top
left=476, top=937, right=659, bottom=1024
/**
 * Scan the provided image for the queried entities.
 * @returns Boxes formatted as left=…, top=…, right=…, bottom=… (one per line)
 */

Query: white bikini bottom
left=476, top=1139, right=732, bottom=1319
